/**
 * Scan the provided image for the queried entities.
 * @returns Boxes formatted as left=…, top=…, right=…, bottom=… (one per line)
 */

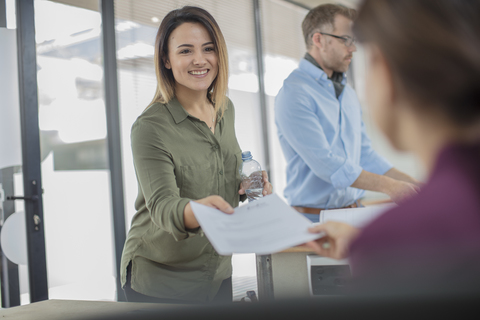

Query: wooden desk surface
left=279, top=245, right=315, bottom=253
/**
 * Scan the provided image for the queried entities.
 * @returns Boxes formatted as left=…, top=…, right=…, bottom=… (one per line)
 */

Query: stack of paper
left=318, top=203, right=395, bottom=228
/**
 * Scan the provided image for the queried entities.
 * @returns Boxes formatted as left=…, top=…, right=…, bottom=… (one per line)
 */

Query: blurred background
left=0, top=0, right=423, bottom=306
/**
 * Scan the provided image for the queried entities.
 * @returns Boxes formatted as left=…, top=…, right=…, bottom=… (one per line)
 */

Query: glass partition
left=261, top=0, right=308, bottom=201
left=34, top=0, right=116, bottom=302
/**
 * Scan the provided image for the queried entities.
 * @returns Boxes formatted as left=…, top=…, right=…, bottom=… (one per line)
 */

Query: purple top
left=349, top=143, right=480, bottom=290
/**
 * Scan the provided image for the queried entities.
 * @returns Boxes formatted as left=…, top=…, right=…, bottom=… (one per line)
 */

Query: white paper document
left=191, top=194, right=323, bottom=255
left=318, top=203, right=396, bottom=228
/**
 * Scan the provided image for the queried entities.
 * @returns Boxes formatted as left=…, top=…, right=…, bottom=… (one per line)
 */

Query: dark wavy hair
left=354, top=0, right=480, bottom=126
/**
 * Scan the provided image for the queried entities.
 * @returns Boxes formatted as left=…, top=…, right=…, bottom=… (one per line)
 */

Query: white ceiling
left=286, top=0, right=360, bottom=9
left=52, top=0, right=361, bottom=12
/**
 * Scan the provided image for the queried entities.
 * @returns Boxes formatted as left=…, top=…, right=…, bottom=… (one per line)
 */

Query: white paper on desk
left=318, top=203, right=396, bottom=228
left=191, top=193, right=323, bottom=256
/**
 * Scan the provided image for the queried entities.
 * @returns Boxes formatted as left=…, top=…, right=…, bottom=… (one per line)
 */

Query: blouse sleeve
left=131, top=119, right=198, bottom=241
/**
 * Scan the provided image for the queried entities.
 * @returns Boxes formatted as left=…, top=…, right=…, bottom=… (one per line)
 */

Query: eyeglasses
left=319, top=32, right=356, bottom=47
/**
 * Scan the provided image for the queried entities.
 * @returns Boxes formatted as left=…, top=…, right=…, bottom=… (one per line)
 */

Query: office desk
left=0, top=299, right=180, bottom=320
left=0, top=294, right=473, bottom=320
left=256, top=246, right=315, bottom=301
left=256, top=200, right=391, bottom=300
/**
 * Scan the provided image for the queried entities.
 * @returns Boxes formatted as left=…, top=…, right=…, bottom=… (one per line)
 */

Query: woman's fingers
left=308, top=224, right=325, bottom=234
left=262, top=170, right=269, bottom=182
left=305, top=240, right=324, bottom=254
left=211, top=196, right=234, bottom=214
left=306, top=237, right=337, bottom=258
left=261, top=170, right=273, bottom=196
left=238, top=185, right=245, bottom=195
left=306, top=222, right=359, bottom=259
left=200, top=195, right=234, bottom=214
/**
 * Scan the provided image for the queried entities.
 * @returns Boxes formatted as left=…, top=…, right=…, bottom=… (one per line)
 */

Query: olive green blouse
left=120, top=97, right=244, bottom=303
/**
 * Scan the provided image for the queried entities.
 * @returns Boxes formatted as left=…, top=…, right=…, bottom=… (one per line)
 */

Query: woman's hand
left=183, top=195, right=234, bottom=229
left=305, top=221, right=360, bottom=260
left=238, top=170, right=273, bottom=197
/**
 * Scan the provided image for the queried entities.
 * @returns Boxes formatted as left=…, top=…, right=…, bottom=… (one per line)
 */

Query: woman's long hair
left=149, top=6, right=229, bottom=118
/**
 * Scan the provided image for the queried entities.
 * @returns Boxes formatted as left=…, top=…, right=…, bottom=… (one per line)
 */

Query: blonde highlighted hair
left=149, top=6, right=229, bottom=118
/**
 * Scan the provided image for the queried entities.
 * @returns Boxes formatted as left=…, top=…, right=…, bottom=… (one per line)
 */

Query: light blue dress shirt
left=275, top=58, right=392, bottom=209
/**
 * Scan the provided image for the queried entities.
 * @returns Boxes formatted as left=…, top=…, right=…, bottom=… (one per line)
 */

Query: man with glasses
left=275, top=4, right=420, bottom=220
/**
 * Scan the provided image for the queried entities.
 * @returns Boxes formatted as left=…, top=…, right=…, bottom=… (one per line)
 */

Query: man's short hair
left=302, top=3, right=357, bottom=49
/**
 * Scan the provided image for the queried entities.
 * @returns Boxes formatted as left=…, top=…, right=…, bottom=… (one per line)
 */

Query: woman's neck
left=175, top=84, right=211, bottom=113
left=402, top=108, right=480, bottom=175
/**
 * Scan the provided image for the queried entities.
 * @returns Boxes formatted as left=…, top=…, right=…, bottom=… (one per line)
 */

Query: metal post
left=256, top=254, right=275, bottom=301
left=100, top=0, right=127, bottom=302
left=253, top=0, right=271, bottom=179
left=253, top=0, right=275, bottom=302
left=0, top=0, right=6, bottom=28
left=0, top=167, right=21, bottom=307
left=253, top=0, right=274, bottom=301
left=15, top=0, right=49, bottom=303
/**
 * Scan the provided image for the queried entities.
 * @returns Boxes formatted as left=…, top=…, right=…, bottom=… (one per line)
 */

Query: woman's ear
left=371, top=45, right=396, bottom=107
left=366, top=44, right=406, bottom=151
left=164, top=57, right=171, bottom=69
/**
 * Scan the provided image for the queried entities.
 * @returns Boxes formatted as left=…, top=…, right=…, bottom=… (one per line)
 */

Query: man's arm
left=356, top=106, right=421, bottom=202
left=351, top=170, right=420, bottom=204
left=384, top=167, right=422, bottom=187
left=275, top=90, right=360, bottom=189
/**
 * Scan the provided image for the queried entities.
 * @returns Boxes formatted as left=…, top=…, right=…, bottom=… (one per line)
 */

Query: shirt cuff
left=240, top=193, right=247, bottom=203
left=330, top=159, right=363, bottom=189
left=175, top=198, right=200, bottom=241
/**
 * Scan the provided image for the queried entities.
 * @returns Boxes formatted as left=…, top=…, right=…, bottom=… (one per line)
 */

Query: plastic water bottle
left=240, top=151, right=264, bottom=202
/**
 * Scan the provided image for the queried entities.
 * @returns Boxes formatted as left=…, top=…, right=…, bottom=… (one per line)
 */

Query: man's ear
left=311, top=32, right=324, bottom=50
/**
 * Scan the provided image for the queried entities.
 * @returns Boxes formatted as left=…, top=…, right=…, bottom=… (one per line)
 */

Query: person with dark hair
left=120, top=6, right=272, bottom=304
left=274, top=4, right=419, bottom=222
left=307, top=0, right=480, bottom=293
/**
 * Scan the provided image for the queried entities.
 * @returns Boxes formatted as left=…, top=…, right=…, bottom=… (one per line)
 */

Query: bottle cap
left=241, top=151, right=253, bottom=161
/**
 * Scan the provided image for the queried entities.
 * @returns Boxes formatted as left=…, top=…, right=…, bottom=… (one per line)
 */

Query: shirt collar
left=300, top=57, right=328, bottom=81
left=165, top=97, right=190, bottom=124
left=302, top=53, right=346, bottom=84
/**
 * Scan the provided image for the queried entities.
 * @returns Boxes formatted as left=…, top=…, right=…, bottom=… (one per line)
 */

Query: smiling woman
left=149, top=6, right=229, bottom=118
left=165, top=23, right=218, bottom=93
left=119, top=6, right=273, bottom=304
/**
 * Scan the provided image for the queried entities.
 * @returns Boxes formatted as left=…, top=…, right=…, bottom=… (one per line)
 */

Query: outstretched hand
left=306, top=221, right=360, bottom=260
left=184, top=195, right=234, bottom=229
